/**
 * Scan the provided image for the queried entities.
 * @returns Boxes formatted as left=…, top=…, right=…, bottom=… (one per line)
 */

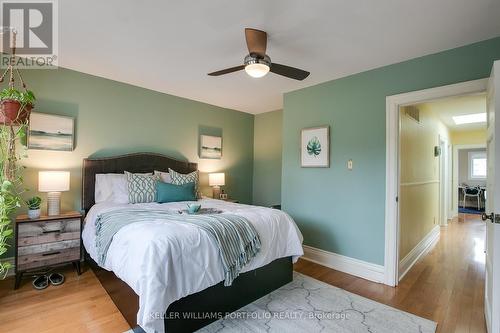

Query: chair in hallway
left=462, top=186, right=482, bottom=210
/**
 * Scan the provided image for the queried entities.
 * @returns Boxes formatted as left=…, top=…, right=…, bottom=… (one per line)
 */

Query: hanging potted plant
left=0, top=30, right=33, bottom=279
left=0, top=30, right=35, bottom=125
left=0, top=88, right=35, bottom=125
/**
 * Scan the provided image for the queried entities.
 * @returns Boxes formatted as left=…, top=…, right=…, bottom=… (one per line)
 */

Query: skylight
left=452, top=113, right=486, bottom=125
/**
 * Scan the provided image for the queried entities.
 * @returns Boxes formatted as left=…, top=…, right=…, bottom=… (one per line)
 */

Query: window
left=469, top=151, right=487, bottom=180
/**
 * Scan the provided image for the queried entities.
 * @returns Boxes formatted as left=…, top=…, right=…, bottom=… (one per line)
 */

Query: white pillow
left=154, top=170, right=172, bottom=183
left=95, top=174, right=129, bottom=204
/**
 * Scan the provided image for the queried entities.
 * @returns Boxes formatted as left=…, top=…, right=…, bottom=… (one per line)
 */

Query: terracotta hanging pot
left=0, top=99, right=32, bottom=125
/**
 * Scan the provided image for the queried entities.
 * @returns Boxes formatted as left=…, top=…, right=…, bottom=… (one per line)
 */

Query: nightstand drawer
left=17, top=218, right=80, bottom=246
left=17, top=247, right=81, bottom=271
left=18, top=239, right=80, bottom=256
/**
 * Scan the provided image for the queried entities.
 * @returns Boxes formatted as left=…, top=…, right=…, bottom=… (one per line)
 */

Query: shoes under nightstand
left=14, top=211, right=83, bottom=289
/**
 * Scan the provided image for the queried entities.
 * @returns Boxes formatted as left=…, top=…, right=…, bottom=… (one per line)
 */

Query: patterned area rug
left=126, top=272, right=437, bottom=333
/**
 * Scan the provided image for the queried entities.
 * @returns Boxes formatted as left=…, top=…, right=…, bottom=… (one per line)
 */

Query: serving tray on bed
left=178, top=208, right=223, bottom=215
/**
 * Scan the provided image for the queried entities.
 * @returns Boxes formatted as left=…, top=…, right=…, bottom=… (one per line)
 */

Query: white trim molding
left=398, top=225, right=440, bottom=281
left=400, top=180, right=439, bottom=187
left=385, top=78, right=488, bottom=287
left=302, top=245, right=385, bottom=284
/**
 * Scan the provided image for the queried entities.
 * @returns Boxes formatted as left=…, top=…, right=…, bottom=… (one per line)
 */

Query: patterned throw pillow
left=169, top=168, right=199, bottom=196
left=125, top=171, right=159, bottom=204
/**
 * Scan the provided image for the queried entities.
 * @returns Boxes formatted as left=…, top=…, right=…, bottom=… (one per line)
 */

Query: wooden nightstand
left=14, top=211, right=83, bottom=289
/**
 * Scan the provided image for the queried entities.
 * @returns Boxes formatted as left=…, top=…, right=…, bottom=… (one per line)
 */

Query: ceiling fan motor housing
left=244, top=54, right=271, bottom=67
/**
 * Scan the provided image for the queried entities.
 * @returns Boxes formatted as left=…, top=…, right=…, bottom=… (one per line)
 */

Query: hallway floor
left=294, top=213, right=486, bottom=333
left=0, top=214, right=485, bottom=332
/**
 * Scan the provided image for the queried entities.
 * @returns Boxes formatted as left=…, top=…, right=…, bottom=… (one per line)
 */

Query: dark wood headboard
left=82, top=152, right=198, bottom=212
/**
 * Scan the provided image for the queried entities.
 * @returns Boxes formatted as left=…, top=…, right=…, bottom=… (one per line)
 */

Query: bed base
left=85, top=253, right=293, bottom=332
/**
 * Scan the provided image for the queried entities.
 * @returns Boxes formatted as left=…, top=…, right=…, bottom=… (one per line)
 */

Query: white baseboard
left=1, top=257, right=15, bottom=277
left=398, top=225, right=440, bottom=281
left=302, top=245, right=385, bottom=284
left=485, top=297, right=492, bottom=333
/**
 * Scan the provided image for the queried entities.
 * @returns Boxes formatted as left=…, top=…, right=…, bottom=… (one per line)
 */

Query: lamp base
left=47, top=192, right=61, bottom=216
left=212, top=186, right=221, bottom=199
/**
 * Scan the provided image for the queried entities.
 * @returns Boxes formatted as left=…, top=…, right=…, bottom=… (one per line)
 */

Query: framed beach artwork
left=200, top=135, right=222, bottom=159
left=301, top=126, right=329, bottom=168
left=28, top=113, right=74, bottom=151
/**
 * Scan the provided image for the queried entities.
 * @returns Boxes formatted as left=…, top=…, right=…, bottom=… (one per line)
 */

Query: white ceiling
left=58, top=1, right=500, bottom=114
left=420, top=94, right=487, bottom=131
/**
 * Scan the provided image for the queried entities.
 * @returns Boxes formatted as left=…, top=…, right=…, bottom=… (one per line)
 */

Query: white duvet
left=82, top=199, right=303, bottom=333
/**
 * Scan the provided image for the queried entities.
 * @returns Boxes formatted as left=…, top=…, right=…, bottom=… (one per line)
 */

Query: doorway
left=384, top=78, right=488, bottom=287
left=454, top=144, right=487, bottom=218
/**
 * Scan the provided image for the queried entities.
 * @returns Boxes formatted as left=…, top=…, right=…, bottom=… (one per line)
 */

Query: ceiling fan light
left=245, top=63, right=270, bottom=78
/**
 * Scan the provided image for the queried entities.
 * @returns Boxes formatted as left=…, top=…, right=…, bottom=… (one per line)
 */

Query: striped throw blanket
left=95, top=209, right=261, bottom=286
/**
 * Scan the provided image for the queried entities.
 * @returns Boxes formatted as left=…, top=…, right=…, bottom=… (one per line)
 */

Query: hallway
left=294, top=214, right=486, bottom=333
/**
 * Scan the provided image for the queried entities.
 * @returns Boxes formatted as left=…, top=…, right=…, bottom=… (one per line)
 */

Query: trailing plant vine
left=0, top=28, right=35, bottom=279
left=0, top=123, right=27, bottom=279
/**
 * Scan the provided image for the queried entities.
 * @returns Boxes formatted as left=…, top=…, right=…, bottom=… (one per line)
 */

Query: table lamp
left=38, top=171, right=70, bottom=216
left=209, top=173, right=225, bottom=199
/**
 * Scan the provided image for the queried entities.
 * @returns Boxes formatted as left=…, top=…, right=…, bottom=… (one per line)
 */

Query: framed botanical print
left=301, top=126, right=329, bottom=167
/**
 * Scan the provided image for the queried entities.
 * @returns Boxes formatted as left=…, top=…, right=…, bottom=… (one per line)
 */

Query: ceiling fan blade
left=245, top=28, right=267, bottom=57
left=270, top=63, right=310, bottom=81
left=207, top=65, right=245, bottom=76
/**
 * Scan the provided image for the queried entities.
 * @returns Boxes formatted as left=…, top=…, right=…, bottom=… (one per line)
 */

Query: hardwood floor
left=0, top=265, right=130, bottom=333
left=0, top=213, right=485, bottom=332
left=295, top=213, right=486, bottom=333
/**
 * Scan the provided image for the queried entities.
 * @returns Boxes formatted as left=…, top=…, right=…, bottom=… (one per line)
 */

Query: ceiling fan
left=208, top=28, right=310, bottom=81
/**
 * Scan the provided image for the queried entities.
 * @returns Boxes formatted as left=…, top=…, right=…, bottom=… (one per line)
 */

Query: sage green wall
left=18, top=67, right=254, bottom=215
left=4, top=67, right=254, bottom=259
left=253, top=110, right=282, bottom=207
left=282, top=37, right=500, bottom=265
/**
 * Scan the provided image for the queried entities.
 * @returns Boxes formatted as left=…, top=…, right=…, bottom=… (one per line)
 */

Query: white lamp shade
left=209, top=173, right=225, bottom=186
left=39, top=171, right=70, bottom=192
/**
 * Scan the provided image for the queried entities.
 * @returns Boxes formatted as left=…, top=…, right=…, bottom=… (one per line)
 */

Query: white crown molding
left=302, top=245, right=384, bottom=284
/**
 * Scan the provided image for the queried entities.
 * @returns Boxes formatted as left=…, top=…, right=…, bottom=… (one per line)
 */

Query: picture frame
left=200, top=135, right=222, bottom=159
left=28, top=112, right=74, bottom=151
left=301, top=126, right=330, bottom=168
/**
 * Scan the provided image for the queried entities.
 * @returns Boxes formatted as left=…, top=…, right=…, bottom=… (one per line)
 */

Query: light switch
left=347, top=159, right=353, bottom=170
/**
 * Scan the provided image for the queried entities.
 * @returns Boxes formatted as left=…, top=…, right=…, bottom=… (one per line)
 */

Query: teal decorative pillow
left=125, top=171, right=159, bottom=203
left=156, top=181, right=196, bottom=203
left=169, top=169, right=199, bottom=195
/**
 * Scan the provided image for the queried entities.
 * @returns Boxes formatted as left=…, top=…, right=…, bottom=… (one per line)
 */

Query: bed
left=81, top=153, right=303, bottom=333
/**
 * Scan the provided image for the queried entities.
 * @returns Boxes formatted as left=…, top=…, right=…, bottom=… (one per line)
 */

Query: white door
left=483, top=60, right=500, bottom=333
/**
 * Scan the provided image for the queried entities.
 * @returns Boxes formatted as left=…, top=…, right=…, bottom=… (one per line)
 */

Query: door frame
left=439, top=135, right=450, bottom=226
left=384, top=78, right=488, bottom=286
left=452, top=143, right=487, bottom=217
